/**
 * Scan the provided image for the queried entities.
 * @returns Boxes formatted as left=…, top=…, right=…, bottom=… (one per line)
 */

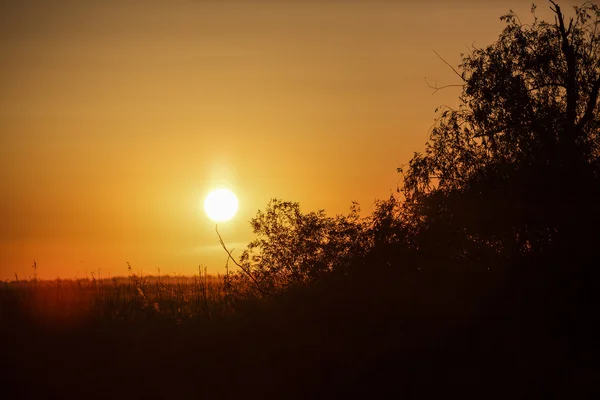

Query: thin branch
left=551, top=0, right=579, bottom=138
left=464, top=43, right=473, bottom=56
left=215, top=225, right=266, bottom=296
left=436, top=104, right=460, bottom=113
left=429, top=175, right=466, bottom=183
left=425, top=77, right=464, bottom=94
left=474, top=127, right=506, bottom=138
left=515, top=12, right=524, bottom=27
left=589, top=18, right=599, bottom=60
left=433, top=50, right=466, bottom=82
left=576, top=76, right=600, bottom=130
left=526, top=82, right=568, bottom=92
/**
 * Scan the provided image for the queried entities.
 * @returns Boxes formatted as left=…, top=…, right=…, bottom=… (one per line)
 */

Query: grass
left=1, top=260, right=598, bottom=399
left=1, top=266, right=231, bottom=328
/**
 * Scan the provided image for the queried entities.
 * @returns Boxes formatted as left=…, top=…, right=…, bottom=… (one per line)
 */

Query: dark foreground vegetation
left=2, top=1, right=600, bottom=398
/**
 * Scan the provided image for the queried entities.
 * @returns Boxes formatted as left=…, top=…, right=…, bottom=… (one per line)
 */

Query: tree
left=401, top=1, right=600, bottom=262
left=233, top=199, right=369, bottom=297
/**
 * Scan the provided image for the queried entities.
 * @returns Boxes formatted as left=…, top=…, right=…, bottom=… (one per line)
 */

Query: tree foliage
left=233, top=199, right=369, bottom=296
left=231, top=1, right=600, bottom=299
left=231, top=196, right=415, bottom=297
left=402, top=1, right=600, bottom=260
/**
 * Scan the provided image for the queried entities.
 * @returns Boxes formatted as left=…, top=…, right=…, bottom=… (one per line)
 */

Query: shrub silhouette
left=231, top=199, right=369, bottom=297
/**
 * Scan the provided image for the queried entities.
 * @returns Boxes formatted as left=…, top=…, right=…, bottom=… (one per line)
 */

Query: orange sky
left=0, top=1, right=574, bottom=280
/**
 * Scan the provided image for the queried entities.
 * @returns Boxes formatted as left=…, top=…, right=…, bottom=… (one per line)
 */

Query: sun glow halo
left=203, top=189, right=239, bottom=222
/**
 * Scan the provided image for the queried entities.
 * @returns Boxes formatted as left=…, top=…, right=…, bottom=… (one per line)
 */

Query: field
left=1, top=269, right=229, bottom=327
left=2, top=263, right=598, bottom=399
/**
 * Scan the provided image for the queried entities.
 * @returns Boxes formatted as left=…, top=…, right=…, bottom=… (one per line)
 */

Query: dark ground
left=2, top=266, right=599, bottom=399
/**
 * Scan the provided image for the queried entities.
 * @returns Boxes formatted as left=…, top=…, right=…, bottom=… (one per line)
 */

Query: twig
left=433, top=50, right=466, bottom=82
left=425, top=77, right=464, bottom=94
left=215, top=225, right=266, bottom=296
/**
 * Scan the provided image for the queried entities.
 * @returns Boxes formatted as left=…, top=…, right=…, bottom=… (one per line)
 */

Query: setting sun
left=203, top=189, right=239, bottom=222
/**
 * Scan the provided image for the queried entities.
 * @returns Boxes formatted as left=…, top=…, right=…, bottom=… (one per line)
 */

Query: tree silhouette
left=401, top=1, right=600, bottom=264
left=234, top=199, right=369, bottom=297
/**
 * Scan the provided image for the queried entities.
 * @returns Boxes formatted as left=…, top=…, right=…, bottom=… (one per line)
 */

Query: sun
left=203, top=188, right=239, bottom=222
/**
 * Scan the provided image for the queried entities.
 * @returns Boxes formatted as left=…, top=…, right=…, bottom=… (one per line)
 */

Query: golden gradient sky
left=0, top=1, right=572, bottom=280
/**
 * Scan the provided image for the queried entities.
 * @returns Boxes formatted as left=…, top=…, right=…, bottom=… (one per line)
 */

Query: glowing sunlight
left=203, top=188, right=239, bottom=222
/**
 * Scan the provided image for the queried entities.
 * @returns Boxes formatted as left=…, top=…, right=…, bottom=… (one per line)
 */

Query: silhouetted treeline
left=2, top=2, right=600, bottom=398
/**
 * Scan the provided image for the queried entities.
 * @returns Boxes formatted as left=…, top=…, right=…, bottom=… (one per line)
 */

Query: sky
left=0, top=0, right=579, bottom=280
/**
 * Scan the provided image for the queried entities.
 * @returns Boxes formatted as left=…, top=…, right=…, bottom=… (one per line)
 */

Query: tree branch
left=433, top=50, right=466, bottom=82
left=429, top=175, right=466, bottom=184
left=425, top=77, right=464, bottom=94
left=215, top=225, right=266, bottom=296
left=526, top=82, right=568, bottom=92
left=576, top=76, right=600, bottom=130
left=551, top=0, right=579, bottom=140
left=474, top=127, right=506, bottom=138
